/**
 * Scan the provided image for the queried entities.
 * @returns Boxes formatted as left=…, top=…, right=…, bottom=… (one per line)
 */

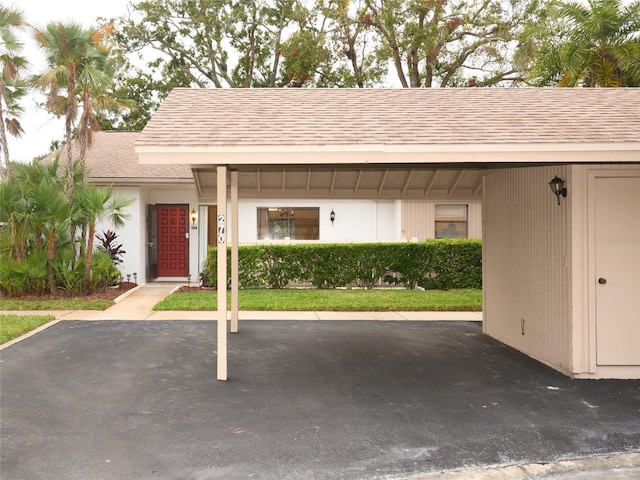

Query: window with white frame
left=435, top=204, right=468, bottom=239
left=257, top=207, right=319, bottom=240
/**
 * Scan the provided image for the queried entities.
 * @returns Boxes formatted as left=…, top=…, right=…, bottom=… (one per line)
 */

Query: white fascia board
left=89, top=177, right=194, bottom=185
left=136, top=143, right=640, bottom=165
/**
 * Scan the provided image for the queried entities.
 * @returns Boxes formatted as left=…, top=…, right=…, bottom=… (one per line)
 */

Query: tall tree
left=75, top=23, right=131, bottom=180
left=111, top=0, right=386, bottom=100
left=362, top=0, right=546, bottom=87
left=34, top=22, right=96, bottom=200
left=96, top=61, right=181, bottom=131
left=112, top=0, right=547, bottom=95
left=527, top=0, right=640, bottom=86
left=317, top=0, right=387, bottom=87
left=278, top=0, right=387, bottom=87
left=116, top=0, right=299, bottom=89
left=0, top=6, right=28, bottom=181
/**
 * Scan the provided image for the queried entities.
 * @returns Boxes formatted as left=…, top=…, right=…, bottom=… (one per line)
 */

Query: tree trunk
left=47, top=230, right=57, bottom=295
left=268, top=1, right=287, bottom=87
left=346, top=33, right=364, bottom=87
left=0, top=102, right=13, bottom=181
left=65, top=75, right=76, bottom=206
left=387, top=36, right=409, bottom=88
left=79, top=121, right=87, bottom=183
left=9, top=217, right=24, bottom=261
left=34, top=226, right=43, bottom=252
left=84, top=223, right=95, bottom=291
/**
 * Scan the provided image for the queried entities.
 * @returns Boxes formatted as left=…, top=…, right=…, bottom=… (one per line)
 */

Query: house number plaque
left=218, top=214, right=226, bottom=245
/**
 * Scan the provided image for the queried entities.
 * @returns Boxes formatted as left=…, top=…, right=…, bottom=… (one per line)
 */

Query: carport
left=136, top=88, right=640, bottom=381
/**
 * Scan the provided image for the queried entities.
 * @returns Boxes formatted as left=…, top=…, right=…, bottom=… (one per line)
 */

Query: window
left=257, top=207, right=319, bottom=240
left=435, top=204, right=468, bottom=239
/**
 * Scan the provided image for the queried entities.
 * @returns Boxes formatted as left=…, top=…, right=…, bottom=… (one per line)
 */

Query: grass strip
left=153, top=288, right=482, bottom=312
left=0, top=314, right=56, bottom=344
left=0, top=298, right=113, bottom=311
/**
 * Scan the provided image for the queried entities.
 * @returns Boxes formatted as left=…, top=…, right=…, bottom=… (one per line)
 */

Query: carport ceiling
left=193, top=165, right=484, bottom=201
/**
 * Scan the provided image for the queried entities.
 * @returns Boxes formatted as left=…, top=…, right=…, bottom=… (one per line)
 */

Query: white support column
left=216, top=165, right=228, bottom=381
left=231, top=170, right=239, bottom=333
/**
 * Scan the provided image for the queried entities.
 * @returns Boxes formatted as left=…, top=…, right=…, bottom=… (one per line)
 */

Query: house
left=131, top=87, right=639, bottom=381
left=135, top=89, right=640, bottom=379
left=85, top=132, right=482, bottom=283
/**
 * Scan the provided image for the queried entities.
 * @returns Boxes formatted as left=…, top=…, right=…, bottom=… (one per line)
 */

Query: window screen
left=435, top=204, right=468, bottom=239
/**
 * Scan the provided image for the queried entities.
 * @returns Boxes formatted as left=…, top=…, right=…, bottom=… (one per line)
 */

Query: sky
left=7, top=0, right=132, bottom=163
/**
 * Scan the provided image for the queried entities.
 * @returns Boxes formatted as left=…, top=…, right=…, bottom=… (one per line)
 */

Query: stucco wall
left=237, top=198, right=402, bottom=243
left=94, top=186, right=145, bottom=284
left=483, top=165, right=572, bottom=374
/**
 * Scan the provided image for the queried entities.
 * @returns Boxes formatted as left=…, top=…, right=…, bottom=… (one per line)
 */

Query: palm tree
left=30, top=181, right=74, bottom=294
left=75, top=24, right=132, bottom=183
left=528, top=0, right=640, bottom=86
left=2, top=159, right=57, bottom=261
left=33, top=22, right=101, bottom=201
left=0, top=174, right=27, bottom=260
left=76, top=184, right=132, bottom=290
left=7, top=157, right=74, bottom=295
left=0, top=6, right=28, bottom=181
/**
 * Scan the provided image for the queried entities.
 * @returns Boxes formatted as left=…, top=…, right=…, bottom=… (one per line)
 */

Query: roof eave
left=136, top=143, right=640, bottom=166
left=88, top=177, right=194, bottom=184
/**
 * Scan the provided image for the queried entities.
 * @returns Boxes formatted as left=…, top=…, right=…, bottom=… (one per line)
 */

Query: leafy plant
left=96, top=230, right=126, bottom=265
left=90, top=249, right=121, bottom=289
left=54, top=258, right=86, bottom=296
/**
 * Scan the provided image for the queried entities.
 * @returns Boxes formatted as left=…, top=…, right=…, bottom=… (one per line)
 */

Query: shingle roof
left=138, top=88, right=640, bottom=147
left=57, top=131, right=192, bottom=180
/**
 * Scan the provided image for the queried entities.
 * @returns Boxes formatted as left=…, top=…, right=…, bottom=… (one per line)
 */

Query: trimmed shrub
left=201, top=240, right=481, bottom=290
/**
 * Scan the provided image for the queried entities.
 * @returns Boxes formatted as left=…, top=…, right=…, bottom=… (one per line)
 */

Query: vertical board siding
left=572, top=164, right=640, bottom=376
left=484, top=166, right=572, bottom=373
left=402, top=199, right=482, bottom=240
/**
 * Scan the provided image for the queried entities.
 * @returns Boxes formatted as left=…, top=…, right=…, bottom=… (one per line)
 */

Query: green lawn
left=0, top=314, right=56, bottom=344
left=154, top=288, right=482, bottom=312
left=0, top=298, right=113, bottom=311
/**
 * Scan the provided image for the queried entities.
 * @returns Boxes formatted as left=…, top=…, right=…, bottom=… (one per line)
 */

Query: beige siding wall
left=401, top=199, right=482, bottom=240
left=483, top=165, right=572, bottom=374
left=570, top=163, right=640, bottom=377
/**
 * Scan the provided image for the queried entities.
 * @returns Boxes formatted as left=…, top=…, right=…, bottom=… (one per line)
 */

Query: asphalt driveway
left=1, top=320, right=639, bottom=479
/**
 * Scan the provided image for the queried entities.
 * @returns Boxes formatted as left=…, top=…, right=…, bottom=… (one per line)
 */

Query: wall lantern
left=549, top=176, right=567, bottom=205
left=330, top=209, right=336, bottom=225
left=190, top=208, right=198, bottom=226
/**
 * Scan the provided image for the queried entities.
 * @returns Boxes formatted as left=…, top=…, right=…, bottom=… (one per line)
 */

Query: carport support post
left=217, top=165, right=228, bottom=381
left=231, top=170, right=239, bottom=333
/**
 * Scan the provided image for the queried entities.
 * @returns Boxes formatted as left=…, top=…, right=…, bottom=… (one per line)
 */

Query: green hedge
left=201, top=240, right=481, bottom=290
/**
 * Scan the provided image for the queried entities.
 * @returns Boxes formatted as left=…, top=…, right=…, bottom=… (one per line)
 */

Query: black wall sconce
left=190, top=208, right=198, bottom=227
left=330, top=209, right=336, bottom=225
left=549, top=176, right=567, bottom=205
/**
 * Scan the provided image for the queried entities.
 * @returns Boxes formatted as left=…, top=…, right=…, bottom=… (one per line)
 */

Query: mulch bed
left=3, top=282, right=139, bottom=302
left=176, top=286, right=214, bottom=293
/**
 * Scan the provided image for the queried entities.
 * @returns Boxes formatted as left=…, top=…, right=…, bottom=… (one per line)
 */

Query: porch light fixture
left=549, top=176, right=567, bottom=205
left=330, top=209, right=336, bottom=225
left=190, top=208, right=198, bottom=226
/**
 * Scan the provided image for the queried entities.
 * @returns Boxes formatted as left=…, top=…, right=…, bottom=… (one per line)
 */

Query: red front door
left=157, top=205, right=189, bottom=277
